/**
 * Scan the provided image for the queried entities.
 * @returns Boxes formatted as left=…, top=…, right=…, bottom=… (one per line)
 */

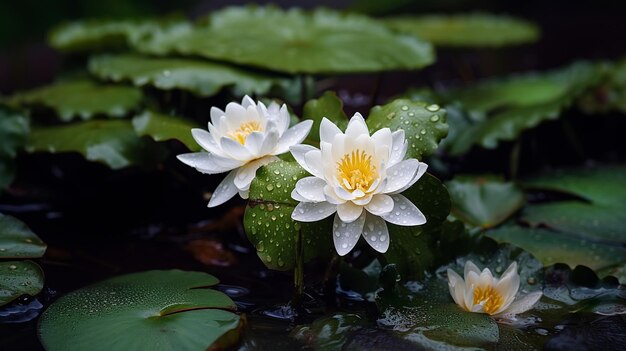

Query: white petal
left=394, top=162, right=428, bottom=194
left=383, top=159, right=420, bottom=193
left=447, top=269, right=468, bottom=311
left=241, top=95, right=256, bottom=108
left=210, top=107, right=225, bottom=128
left=221, top=137, right=252, bottom=161
left=244, top=131, right=264, bottom=154
left=337, top=201, right=364, bottom=223
left=273, top=120, right=313, bottom=155
left=291, top=188, right=308, bottom=202
left=499, top=262, right=519, bottom=283
left=292, top=201, right=336, bottom=222
left=238, top=189, right=249, bottom=199
left=177, top=152, right=243, bottom=174
left=208, top=170, right=239, bottom=207
left=320, top=117, right=343, bottom=144
left=498, top=292, right=542, bottom=317
left=361, top=214, right=390, bottom=253
left=352, top=194, right=373, bottom=206
left=191, top=128, right=225, bottom=156
left=324, top=185, right=345, bottom=205
left=464, top=284, right=476, bottom=312
left=464, top=260, right=482, bottom=279
left=389, top=130, right=408, bottom=166
left=224, top=102, right=247, bottom=127
left=304, top=149, right=324, bottom=178
left=258, top=129, right=279, bottom=156
left=381, top=194, right=426, bottom=226
left=333, top=212, right=366, bottom=256
left=233, top=156, right=277, bottom=191
left=365, top=194, right=394, bottom=216
left=278, top=104, right=291, bottom=134
left=371, top=128, right=392, bottom=149
left=345, top=113, right=369, bottom=139
left=295, top=176, right=326, bottom=202
left=290, top=144, right=318, bottom=170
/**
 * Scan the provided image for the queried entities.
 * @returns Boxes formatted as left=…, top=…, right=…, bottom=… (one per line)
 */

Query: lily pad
left=243, top=160, right=332, bottom=271
left=385, top=13, right=539, bottom=48
left=132, top=111, right=201, bottom=151
left=10, top=80, right=143, bottom=121
left=0, top=261, right=44, bottom=307
left=444, top=62, right=601, bottom=155
left=367, top=99, right=448, bottom=160
left=137, top=6, right=434, bottom=74
left=38, top=270, right=241, bottom=351
left=0, top=107, right=29, bottom=190
left=26, top=120, right=167, bottom=169
left=447, top=177, right=525, bottom=229
left=302, top=91, right=348, bottom=143
left=0, top=213, right=47, bottom=259
left=88, top=54, right=293, bottom=97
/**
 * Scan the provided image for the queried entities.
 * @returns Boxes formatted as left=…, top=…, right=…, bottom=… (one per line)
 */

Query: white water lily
left=289, top=113, right=427, bottom=256
left=178, top=96, right=312, bottom=207
left=447, top=261, right=543, bottom=317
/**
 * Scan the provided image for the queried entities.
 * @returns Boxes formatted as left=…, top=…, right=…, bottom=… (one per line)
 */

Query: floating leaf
left=0, top=213, right=46, bottom=259
left=38, top=270, right=241, bottom=351
left=137, top=6, right=434, bottom=74
left=244, top=160, right=332, bottom=271
left=447, top=177, right=525, bottom=229
left=367, top=99, right=448, bottom=160
left=385, top=14, right=539, bottom=48
left=0, top=107, right=29, bottom=190
left=444, top=62, right=601, bottom=155
left=26, top=120, right=167, bottom=169
left=132, top=111, right=201, bottom=151
left=88, top=54, right=293, bottom=97
left=302, top=91, right=348, bottom=143
left=10, top=80, right=143, bottom=121
left=0, top=261, right=44, bottom=307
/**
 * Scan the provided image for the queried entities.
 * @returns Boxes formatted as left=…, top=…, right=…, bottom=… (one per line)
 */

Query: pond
left=1, top=2, right=626, bottom=350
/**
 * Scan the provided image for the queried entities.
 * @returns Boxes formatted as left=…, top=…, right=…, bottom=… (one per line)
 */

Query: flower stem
left=291, top=228, right=305, bottom=308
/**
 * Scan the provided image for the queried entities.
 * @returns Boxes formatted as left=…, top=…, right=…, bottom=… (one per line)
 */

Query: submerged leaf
left=137, top=6, right=434, bottom=74
left=38, top=270, right=241, bottom=351
left=386, top=13, right=539, bottom=48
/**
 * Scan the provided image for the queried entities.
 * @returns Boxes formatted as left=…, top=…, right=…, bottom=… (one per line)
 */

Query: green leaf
left=137, top=6, right=434, bottom=74
left=244, top=160, right=332, bottom=271
left=132, top=111, right=201, bottom=151
left=447, top=177, right=525, bottom=229
left=444, top=62, right=601, bottom=155
left=486, top=226, right=626, bottom=271
left=382, top=173, right=452, bottom=278
left=26, top=120, right=167, bottom=169
left=385, top=14, right=539, bottom=48
left=0, top=107, right=29, bottom=190
left=88, top=54, right=293, bottom=97
left=0, top=260, right=44, bottom=307
left=38, top=270, right=241, bottom=351
left=0, top=213, right=47, bottom=259
left=302, top=91, right=348, bottom=142
left=578, top=60, right=626, bottom=114
left=10, top=80, right=143, bottom=121
left=367, top=99, right=448, bottom=160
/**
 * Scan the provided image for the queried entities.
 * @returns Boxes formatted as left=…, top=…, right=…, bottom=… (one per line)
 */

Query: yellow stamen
left=336, top=150, right=377, bottom=194
left=228, top=121, right=262, bottom=144
left=473, top=285, right=503, bottom=315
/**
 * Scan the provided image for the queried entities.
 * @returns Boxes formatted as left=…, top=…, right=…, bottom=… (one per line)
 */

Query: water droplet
left=426, top=104, right=440, bottom=112
left=8, top=265, right=17, bottom=270
left=430, top=115, right=440, bottom=122
left=162, top=70, right=171, bottom=77
left=266, top=184, right=274, bottom=191
left=401, top=105, right=409, bottom=111
left=257, top=241, right=265, bottom=252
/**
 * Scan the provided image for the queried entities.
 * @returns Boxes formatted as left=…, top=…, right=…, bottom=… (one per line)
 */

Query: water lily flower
left=178, top=96, right=313, bottom=207
left=289, top=113, right=427, bottom=256
left=447, top=261, right=543, bottom=317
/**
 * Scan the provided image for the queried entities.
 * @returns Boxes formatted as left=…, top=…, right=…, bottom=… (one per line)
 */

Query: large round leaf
left=244, top=160, right=332, bottom=271
left=10, top=80, right=143, bottom=121
left=367, top=99, right=448, bottom=160
left=0, top=260, right=44, bottom=307
left=0, top=213, right=46, bottom=259
left=38, top=270, right=241, bottom=351
left=0, top=107, right=28, bottom=190
left=385, top=14, right=539, bottom=48
left=444, top=62, right=602, bottom=155
left=26, top=120, right=167, bottom=169
left=132, top=111, right=201, bottom=151
left=137, top=6, right=434, bottom=74
left=89, top=54, right=293, bottom=97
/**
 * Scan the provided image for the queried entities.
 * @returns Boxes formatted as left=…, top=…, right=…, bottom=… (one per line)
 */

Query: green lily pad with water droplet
left=0, top=260, right=44, bottom=307
left=0, top=107, right=29, bottom=191
left=447, top=176, right=525, bottom=229
left=302, top=91, right=348, bottom=143
left=385, top=14, right=539, bottom=48
left=367, top=99, right=448, bottom=160
left=137, top=6, right=434, bottom=74
left=0, top=213, right=47, bottom=259
left=38, top=270, right=241, bottom=351
left=26, top=119, right=167, bottom=169
left=444, top=61, right=602, bottom=155
left=89, top=54, right=293, bottom=98
left=132, top=110, right=201, bottom=151
left=244, top=160, right=332, bottom=271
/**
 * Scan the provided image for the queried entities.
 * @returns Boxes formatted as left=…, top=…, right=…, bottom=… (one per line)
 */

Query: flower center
left=473, top=285, right=504, bottom=315
left=336, top=150, right=377, bottom=194
left=228, top=121, right=262, bottom=144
